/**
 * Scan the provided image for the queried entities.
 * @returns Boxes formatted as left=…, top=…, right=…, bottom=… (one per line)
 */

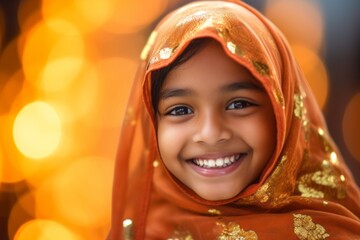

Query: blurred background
left=0, top=0, right=359, bottom=239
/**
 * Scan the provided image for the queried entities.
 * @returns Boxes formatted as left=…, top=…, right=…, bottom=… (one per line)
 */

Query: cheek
left=253, top=112, right=277, bottom=156
left=239, top=112, right=276, bottom=156
left=157, top=122, right=186, bottom=161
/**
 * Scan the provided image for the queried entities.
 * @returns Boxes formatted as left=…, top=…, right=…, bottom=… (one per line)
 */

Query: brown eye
left=227, top=100, right=254, bottom=110
left=167, top=106, right=193, bottom=116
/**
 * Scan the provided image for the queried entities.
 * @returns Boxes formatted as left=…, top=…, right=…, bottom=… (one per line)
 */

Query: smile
left=191, top=153, right=245, bottom=168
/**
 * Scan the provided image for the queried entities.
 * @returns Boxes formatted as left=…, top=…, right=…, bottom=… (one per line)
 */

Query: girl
left=108, top=1, right=360, bottom=239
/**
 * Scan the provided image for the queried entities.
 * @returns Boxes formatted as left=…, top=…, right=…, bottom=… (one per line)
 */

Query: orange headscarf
left=108, top=1, right=360, bottom=239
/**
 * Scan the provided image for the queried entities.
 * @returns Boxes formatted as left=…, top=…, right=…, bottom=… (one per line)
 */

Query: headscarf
left=108, top=1, right=360, bottom=239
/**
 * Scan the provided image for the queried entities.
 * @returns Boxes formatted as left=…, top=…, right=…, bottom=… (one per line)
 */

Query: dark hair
left=151, top=38, right=207, bottom=114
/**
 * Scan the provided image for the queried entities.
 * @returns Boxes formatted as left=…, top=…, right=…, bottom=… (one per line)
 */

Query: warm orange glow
left=0, top=114, right=26, bottom=184
left=45, top=61, right=99, bottom=123
left=42, top=0, right=115, bottom=32
left=343, top=92, right=360, bottom=162
left=14, top=219, right=81, bottom=240
left=35, top=157, right=113, bottom=230
left=13, top=101, right=62, bottom=159
left=103, top=0, right=169, bottom=34
left=291, top=44, right=329, bottom=108
left=22, top=19, right=84, bottom=87
left=40, top=57, right=84, bottom=92
left=95, top=57, right=137, bottom=128
left=265, top=0, right=323, bottom=51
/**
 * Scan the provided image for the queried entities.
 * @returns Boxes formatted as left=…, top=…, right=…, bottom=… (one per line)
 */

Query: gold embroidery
left=238, top=154, right=290, bottom=206
left=310, top=171, right=335, bottom=188
left=294, top=93, right=304, bottom=119
left=273, top=88, right=285, bottom=109
left=216, top=222, right=258, bottom=240
left=298, top=181, right=324, bottom=199
left=298, top=160, right=346, bottom=199
left=293, top=214, right=330, bottom=240
left=298, top=136, right=347, bottom=200
left=208, top=208, right=221, bottom=215
left=317, top=127, right=332, bottom=153
left=252, top=60, right=269, bottom=75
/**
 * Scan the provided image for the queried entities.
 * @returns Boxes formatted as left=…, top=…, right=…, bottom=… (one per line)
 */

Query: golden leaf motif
left=293, top=214, right=330, bottom=240
left=216, top=221, right=258, bottom=240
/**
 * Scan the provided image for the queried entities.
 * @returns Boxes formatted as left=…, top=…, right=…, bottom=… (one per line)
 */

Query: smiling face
left=155, top=40, right=277, bottom=201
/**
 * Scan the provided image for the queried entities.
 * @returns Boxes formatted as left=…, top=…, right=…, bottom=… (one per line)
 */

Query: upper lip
left=188, top=152, right=246, bottom=161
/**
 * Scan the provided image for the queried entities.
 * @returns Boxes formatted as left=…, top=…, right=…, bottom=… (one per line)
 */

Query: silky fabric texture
left=108, top=1, right=360, bottom=239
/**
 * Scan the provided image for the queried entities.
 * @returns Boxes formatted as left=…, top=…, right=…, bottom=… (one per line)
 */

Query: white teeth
left=215, top=159, right=223, bottom=167
left=192, top=154, right=243, bottom=168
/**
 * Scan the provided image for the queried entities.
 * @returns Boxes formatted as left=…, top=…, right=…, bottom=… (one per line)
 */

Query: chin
left=196, top=190, right=240, bottom=201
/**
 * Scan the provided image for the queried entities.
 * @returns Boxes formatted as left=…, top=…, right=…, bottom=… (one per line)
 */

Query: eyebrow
left=160, top=80, right=263, bottom=100
left=221, top=81, right=263, bottom=92
left=160, top=88, right=193, bottom=100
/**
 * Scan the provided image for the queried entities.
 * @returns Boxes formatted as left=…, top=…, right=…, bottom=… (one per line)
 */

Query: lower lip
left=188, top=156, right=245, bottom=177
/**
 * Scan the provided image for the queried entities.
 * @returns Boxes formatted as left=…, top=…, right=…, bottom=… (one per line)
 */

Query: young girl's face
left=156, top=40, right=276, bottom=201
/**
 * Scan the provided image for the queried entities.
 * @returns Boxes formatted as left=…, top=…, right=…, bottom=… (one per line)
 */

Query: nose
left=192, top=111, right=232, bottom=145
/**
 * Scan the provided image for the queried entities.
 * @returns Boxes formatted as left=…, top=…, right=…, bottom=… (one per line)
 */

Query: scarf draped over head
left=108, top=1, right=360, bottom=239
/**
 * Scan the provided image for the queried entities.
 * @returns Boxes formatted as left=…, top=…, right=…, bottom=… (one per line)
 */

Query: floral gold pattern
left=216, top=221, right=258, bottom=240
left=297, top=126, right=347, bottom=200
left=293, top=214, right=330, bottom=239
left=238, top=154, right=290, bottom=206
left=297, top=159, right=346, bottom=199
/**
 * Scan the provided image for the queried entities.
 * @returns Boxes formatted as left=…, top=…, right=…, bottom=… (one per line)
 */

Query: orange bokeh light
left=103, top=0, right=169, bottom=34
left=44, top=61, right=99, bottom=124
left=95, top=57, right=137, bottom=128
left=41, top=0, right=115, bottom=32
left=265, top=0, right=323, bottom=52
left=343, top=92, right=360, bottom=162
left=14, top=219, right=81, bottom=240
left=13, top=101, right=62, bottom=160
left=291, top=44, right=329, bottom=109
left=22, top=19, right=84, bottom=88
left=35, top=156, right=113, bottom=231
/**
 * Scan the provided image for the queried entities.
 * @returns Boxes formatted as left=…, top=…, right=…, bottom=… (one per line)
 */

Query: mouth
left=190, top=153, right=247, bottom=169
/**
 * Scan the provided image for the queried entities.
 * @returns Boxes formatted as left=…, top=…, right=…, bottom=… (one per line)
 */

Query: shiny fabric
left=108, top=1, right=360, bottom=239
